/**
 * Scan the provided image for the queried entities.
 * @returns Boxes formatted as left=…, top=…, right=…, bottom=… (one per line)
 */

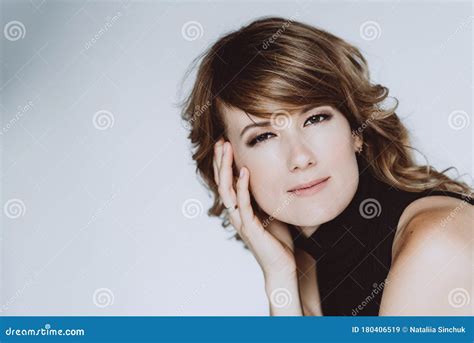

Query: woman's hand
left=212, top=138, right=297, bottom=278
left=213, top=138, right=303, bottom=315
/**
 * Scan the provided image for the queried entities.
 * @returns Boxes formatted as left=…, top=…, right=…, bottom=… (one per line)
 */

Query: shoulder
left=379, top=195, right=473, bottom=315
left=392, top=194, right=473, bottom=261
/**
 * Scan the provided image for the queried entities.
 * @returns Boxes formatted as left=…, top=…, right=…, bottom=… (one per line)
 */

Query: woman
left=180, top=17, right=473, bottom=316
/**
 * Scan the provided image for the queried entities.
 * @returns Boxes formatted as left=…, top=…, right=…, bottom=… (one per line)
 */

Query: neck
left=295, top=224, right=321, bottom=238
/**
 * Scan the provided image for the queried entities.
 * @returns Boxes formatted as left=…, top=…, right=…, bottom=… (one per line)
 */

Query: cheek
left=313, top=122, right=354, bottom=163
left=247, top=157, right=279, bottom=189
left=231, top=146, right=244, bottom=174
left=237, top=150, right=282, bottom=204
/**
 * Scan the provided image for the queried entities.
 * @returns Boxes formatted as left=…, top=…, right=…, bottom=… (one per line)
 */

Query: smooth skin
left=213, top=104, right=473, bottom=316
left=214, top=104, right=362, bottom=315
left=213, top=138, right=303, bottom=315
left=215, top=138, right=474, bottom=316
left=379, top=195, right=473, bottom=315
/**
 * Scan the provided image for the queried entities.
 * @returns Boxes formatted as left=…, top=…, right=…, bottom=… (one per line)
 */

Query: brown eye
left=304, top=113, right=331, bottom=127
left=247, top=132, right=275, bottom=147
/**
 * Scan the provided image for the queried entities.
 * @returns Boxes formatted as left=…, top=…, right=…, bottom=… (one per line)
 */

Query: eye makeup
left=245, top=112, right=333, bottom=147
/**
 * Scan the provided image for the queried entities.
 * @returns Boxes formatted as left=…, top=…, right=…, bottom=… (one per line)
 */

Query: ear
left=352, top=132, right=363, bottom=153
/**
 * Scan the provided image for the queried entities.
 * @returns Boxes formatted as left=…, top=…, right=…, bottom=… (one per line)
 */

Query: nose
left=287, top=136, right=316, bottom=172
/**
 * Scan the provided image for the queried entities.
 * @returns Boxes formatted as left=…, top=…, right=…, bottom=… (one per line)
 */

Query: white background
left=0, top=0, right=472, bottom=315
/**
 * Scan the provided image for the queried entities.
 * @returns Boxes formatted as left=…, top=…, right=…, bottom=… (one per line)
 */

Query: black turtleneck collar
left=287, top=155, right=473, bottom=315
left=289, top=155, right=388, bottom=261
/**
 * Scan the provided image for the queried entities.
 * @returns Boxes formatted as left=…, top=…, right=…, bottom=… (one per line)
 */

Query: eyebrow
left=239, top=105, right=330, bottom=138
left=240, top=120, right=271, bottom=138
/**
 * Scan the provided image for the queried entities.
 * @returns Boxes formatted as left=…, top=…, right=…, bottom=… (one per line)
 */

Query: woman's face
left=221, top=103, right=362, bottom=228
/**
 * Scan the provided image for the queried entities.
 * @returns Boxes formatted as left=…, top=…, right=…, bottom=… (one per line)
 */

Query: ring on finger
left=225, top=203, right=238, bottom=213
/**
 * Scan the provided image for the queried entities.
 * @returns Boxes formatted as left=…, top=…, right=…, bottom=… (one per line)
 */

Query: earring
left=356, top=145, right=363, bottom=154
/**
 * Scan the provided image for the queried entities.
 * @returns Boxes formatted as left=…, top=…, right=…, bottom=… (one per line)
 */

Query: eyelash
left=246, top=113, right=332, bottom=147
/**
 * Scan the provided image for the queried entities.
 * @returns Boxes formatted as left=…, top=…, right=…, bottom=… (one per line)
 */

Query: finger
left=215, top=138, right=225, bottom=170
left=217, top=142, right=241, bottom=229
left=218, top=142, right=237, bottom=206
left=227, top=205, right=242, bottom=233
left=213, top=157, right=219, bottom=185
left=236, top=167, right=262, bottom=237
left=213, top=138, right=224, bottom=185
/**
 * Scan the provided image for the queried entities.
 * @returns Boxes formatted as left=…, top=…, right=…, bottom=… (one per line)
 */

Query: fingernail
left=239, top=168, right=244, bottom=178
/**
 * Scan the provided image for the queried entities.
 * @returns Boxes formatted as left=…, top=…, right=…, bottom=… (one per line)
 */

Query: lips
left=288, top=176, right=331, bottom=192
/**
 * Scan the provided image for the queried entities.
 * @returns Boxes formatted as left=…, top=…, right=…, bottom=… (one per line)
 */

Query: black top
left=289, top=155, right=473, bottom=316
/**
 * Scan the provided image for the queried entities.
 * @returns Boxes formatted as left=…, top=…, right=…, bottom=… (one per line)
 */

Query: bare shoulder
left=379, top=195, right=473, bottom=315
left=392, top=195, right=473, bottom=261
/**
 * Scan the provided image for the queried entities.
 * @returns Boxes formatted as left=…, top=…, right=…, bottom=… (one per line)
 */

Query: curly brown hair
left=179, top=16, right=473, bottom=244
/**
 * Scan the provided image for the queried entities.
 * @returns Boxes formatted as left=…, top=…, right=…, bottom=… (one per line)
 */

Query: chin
left=273, top=204, right=335, bottom=227
left=259, top=208, right=335, bottom=229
